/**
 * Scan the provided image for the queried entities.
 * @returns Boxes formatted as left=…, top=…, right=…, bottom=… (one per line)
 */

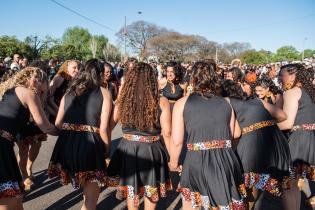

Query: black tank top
left=183, top=94, right=232, bottom=143
left=294, top=88, right=315, bottom=125
left=0, top=88, right=30, bottom=135
left=54, top=78, right=70, bottom=106
left=63, top=88, right=103, bottom=127
left=161, top=82, right=184, bottom=101
left=230, top=98, right=273, bottom=128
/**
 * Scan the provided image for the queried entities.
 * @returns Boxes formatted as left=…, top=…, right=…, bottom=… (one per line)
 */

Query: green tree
left=0, top=36, right=32, bottom=59
left=274, top=46, right=299, bottom=62
left=301, top=49, right=315, bottom=59
left=62, top=27, right=92, bottom=60
left=241, top=50, right=269, bottom=65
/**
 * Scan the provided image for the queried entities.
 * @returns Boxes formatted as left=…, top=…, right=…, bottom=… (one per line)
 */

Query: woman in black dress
left=277, top=64, right=315, bottom=208
left=0, top=67, right=59, bottom=210
left=169, top=61, right=247, bottom=210
left=48, top=60, right=80, bottom=121
left=159, top=61, right=187, bottom=106
left=102, top=62, right=118, bottom=101
left=48, top=59, right=112, bottom=210
left=222, top=80, right=291, bottom=209
left=107, top=62, right=172, bottom=210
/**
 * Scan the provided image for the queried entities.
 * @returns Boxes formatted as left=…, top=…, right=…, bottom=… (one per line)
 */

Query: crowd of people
left=0, top=53, right=314, bottom=210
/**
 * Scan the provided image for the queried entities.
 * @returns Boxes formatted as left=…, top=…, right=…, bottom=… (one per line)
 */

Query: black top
left=183, top=94, right=232, bottom=142
left=63, top=88, right=103, bottom=127
left=0, top=88, right=30, bottom=135
left=230, top=98, right=273, bottom=128
left=161, top=82, right=184, bottom=101
left=54, top=78, right=70, bottom=105
left=294, top=88, right=315, bottom=125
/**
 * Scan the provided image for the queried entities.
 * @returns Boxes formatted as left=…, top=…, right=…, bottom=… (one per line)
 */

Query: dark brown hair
left=191, top=61, right=222, bottom=98
left=118, top=62, right=159, bottom=131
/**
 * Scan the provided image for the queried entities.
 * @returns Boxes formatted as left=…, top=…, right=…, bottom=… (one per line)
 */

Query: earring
left=283, top=82, right=294, bottom=91
left=187, top=84, right=193, bottom=94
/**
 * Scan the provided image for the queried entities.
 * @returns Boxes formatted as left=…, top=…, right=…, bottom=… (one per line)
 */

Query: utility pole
left=302, top=37, right=307, bottom=61
left=215, top=46, right=218, bottom=63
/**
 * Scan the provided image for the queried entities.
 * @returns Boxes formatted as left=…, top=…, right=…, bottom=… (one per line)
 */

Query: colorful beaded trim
left=292, top=163, right=315, bottom=181
left=178, top=184, right=247, bottom=210
left=243, top=172, right=290, bottom=196
left=113, top=179, right=172, bottom=207
left=122, top=134, right=160, bottom=143
left=187, top=140, right=232, bottom=151
left=48, top=162, right=107, bottom=189
left=242, top=120, right=275, bottom=135
left=62, top=123, right=100, bottom=133
left=0, top=129, right=15, bottom=142
left=291, top=124, right=315, bottom=132
left=0, top=181, right=22, bottom=198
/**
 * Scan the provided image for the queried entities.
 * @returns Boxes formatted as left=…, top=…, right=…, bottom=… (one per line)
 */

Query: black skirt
left=107, top=137, right=172, bottom=207
left=0, top=137, right=23, bottom=198
left=48, top=130, right=107, bottom=189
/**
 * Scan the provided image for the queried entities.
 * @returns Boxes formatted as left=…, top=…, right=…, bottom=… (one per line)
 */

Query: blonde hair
left=56, top=60, right=79, bottom=80
left=0, top=67, right=47, bottom=101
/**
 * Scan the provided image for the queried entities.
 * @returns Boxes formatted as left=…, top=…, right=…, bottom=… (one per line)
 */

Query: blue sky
left=1, top=0, right=314, bottom=52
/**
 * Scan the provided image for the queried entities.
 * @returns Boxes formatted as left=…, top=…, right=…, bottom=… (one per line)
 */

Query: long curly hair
left=255, top=76, right=282, bottom=95
left=118, top=62, right=159, bottom=131
left=191, top=61, right=222, bottom=98
left=222, top=80, right=248, bottom=100
left=281, top=64, right=315, bottom=103
left=0, top=67, right=47, bottom=101
left=56, top=60, right=79, bottom=80
left=66, top=59, right=103, bottom=97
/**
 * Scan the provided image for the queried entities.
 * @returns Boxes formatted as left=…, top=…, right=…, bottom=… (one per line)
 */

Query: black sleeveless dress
left=230, top=98, right=291, bottom=196
left=48, top=88, right=108, bottom=189
left=0, top=88, right=30, bottom=198
left=107, top=107, right=171, bottom=207
left=288, top=88, right=315, bottom=181
left=178, top=94, right=247, bottom=209
left=161, top=82, right=183, bottom=104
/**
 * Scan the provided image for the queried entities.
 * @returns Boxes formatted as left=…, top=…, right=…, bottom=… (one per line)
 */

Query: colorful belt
left=291, top=124, right=315, bottom=132
left=123, top=134, right=160, bottom=143
left=168, top=100, right=177, bottom=103
left=0, top=129, right=15, bottom=142
left=242, top=120, right=275, bottom=135
left=187, top=140, right=232, bottom=151
left=62, top=123, right=100, bottom=133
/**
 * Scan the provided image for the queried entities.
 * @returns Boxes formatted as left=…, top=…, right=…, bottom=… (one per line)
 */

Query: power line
left=49, top=0, right=116, bottom=32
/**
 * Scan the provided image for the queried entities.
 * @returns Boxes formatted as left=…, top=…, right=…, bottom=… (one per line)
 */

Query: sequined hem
left=47, top=162, right=107, bottom=189
left=187, top=140, right=232, bottom=151
left=0, top=181, right=23, bottom=198
left=109, top=177, right=172, bottom=207
left=21, top=134, right=47, bottom=145
left=0, top=129, right=15, bottom=142
left=241, top=120, right=275, bottom=135
left=244, top=172, right=290, bottom=196
left=62, top=123, right=100, bottom=133
left=178, top=186, right=248, bottom=210
left=292, top=163, right=315, bottom=181
left=122, top=134, right=160, bottom=143
left=291, top=124, right=315, bottom=132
